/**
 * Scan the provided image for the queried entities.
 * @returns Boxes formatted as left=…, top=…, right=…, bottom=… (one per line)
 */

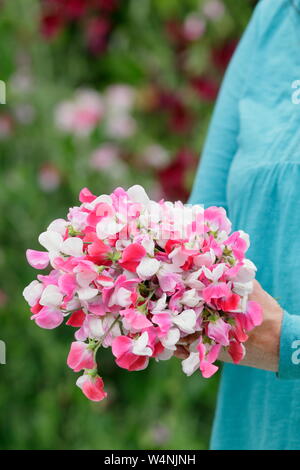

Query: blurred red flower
left=85, top=16, right=111, bottom=54
left=212, top=39, right=238, bottom=71
left=40, top=12, right=64, bottom=38
left=191, top=76, right=219, bottom=102
left=158, top=148, right=197, bottom=202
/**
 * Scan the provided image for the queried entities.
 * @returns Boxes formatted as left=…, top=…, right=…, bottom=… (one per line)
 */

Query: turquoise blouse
left=189, top=0, right=300, bottom=450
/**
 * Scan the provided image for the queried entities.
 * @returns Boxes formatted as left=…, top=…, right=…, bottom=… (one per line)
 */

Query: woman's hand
left=175, top=280, right=284, bottom=372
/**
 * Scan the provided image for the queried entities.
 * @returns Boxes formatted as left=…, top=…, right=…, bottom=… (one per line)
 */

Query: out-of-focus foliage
left=0, top=0, right=255, bottom=450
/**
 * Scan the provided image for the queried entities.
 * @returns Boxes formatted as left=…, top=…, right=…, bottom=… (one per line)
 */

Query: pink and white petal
left=112, top=335, right=132, bottom=358
left=77, top=287, right=98, bottom=301
left=161, top=327, right=180, bottom=350
left=136, top=257, right=160, bottom=280
left=23, top=280, right=44, bottom=307
left=26, top=250, right=49, bottom=269
left=32, top=306, right=64, bottom=329
left=182, top=352, right=200, bottom=376
left=132, top=332, right=152, bottom=356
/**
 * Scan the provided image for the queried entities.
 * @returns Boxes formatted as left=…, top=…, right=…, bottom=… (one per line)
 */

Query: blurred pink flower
left=0, top=114, right=13, bottom=139
left=183, top=14, right=206, bottom=41
left=150, top=423, right=171, bottom=446
left=14, top=104, right=36, bottom=125
left=38, top=163, right=61, bottom=192
left=10, top=71, right=32, bottom=94
left=141, top=144, right=170, bottom=170
left=202, top=0, right=225, bottom=20
left=104, top=85, right=136, bottom=114
left=105, top=115, right=137, bottom=139
left=89, top=144, right=121, bottom=170
left=55, top=89, right=104, bottom=137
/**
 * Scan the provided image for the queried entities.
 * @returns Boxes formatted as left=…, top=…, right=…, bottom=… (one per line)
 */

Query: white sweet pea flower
left=61, top=237, right=83, bottom=257
left=161, top=327, right=180, bottom=351
left=235, top=259, right=257, bottom=283
left=156, top=348, right=174, bottom=361
left=84, top=194, right=112, bottom=211
left=127, top=185, right=150, bottom=206
left=182, top=352, right=200, bottom=376
left=172, top=309, right=196, bottom=334
left=202, top=263, right=225, bottom=283
left=96, top=217, right=124, bottom=239
left=141, top=237, right=155, bottom=256
left=65, top=298, right=82, bottom=311
left=136, top=257, right=160, bottom=280
left=109, top=287, right=132, bottom=307
left=77, top=287, right=98, bottom=301
left=180, top=288, right=201, bottom=307
left=233, top=280, right=253, bottom=297
left=151, top=294, right=167, bottom=314
left=132, top=332, right=152, bottom=356
left=23, top=280, right=44, bottom=307
left=39, top=284, right=63, bottom=307
left=147, top=201, right=162, bottom=224
left=184, top=269, right=205, bottom=289
left=87, top=316, right=104, bottom=340
left=38, top=231, right=63, bottom=252
left=47, top=218, right=68, bottom=234
left=115, top=239, right=131, bottom=251
left=168, top=246, right=189, bottom=269
left=76, top=270, right=97, bottom=288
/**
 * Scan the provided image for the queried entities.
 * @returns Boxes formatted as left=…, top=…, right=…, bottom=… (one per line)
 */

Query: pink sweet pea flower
left=236, top=300, right=263, bottom=331
left=31, top=305, right=64, bottom=329
left=76, top=374, right=107, bottom=402
left=207, top=317, right=231, bottom=346
left=121, top=308, right=152, bottom=331
left=228, top=340, right=246, bottom=364
left=79, top=187, right=97, bottom=203
left=66, top=309, right=86, bottom=327
left=112, top=332, right=152, bottom=371
left=67, top=341, right=96, bottom=372
left=224, top=231, right=248, bottom=262
left=202, top=282, right=231, bottom=303
left=204, top=206, right=231, bottom=233
left=152, top=313, right=172, bottom=336
left=119, top=243, right=146, bottom=272
left=197, top=342, right=219, bottom=378
left=26, top=249, right=49, bottom=269
left=58, top=273, right=77, bottom=301
left=23, top=280, right=44, bottom=307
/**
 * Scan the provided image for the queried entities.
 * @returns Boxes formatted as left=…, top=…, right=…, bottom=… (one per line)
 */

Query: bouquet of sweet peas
left=23, top=185, right=262, bottom=402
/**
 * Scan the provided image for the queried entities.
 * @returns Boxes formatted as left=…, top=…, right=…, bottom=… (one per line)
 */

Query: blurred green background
left=0, top=0, right=255, bottom=450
